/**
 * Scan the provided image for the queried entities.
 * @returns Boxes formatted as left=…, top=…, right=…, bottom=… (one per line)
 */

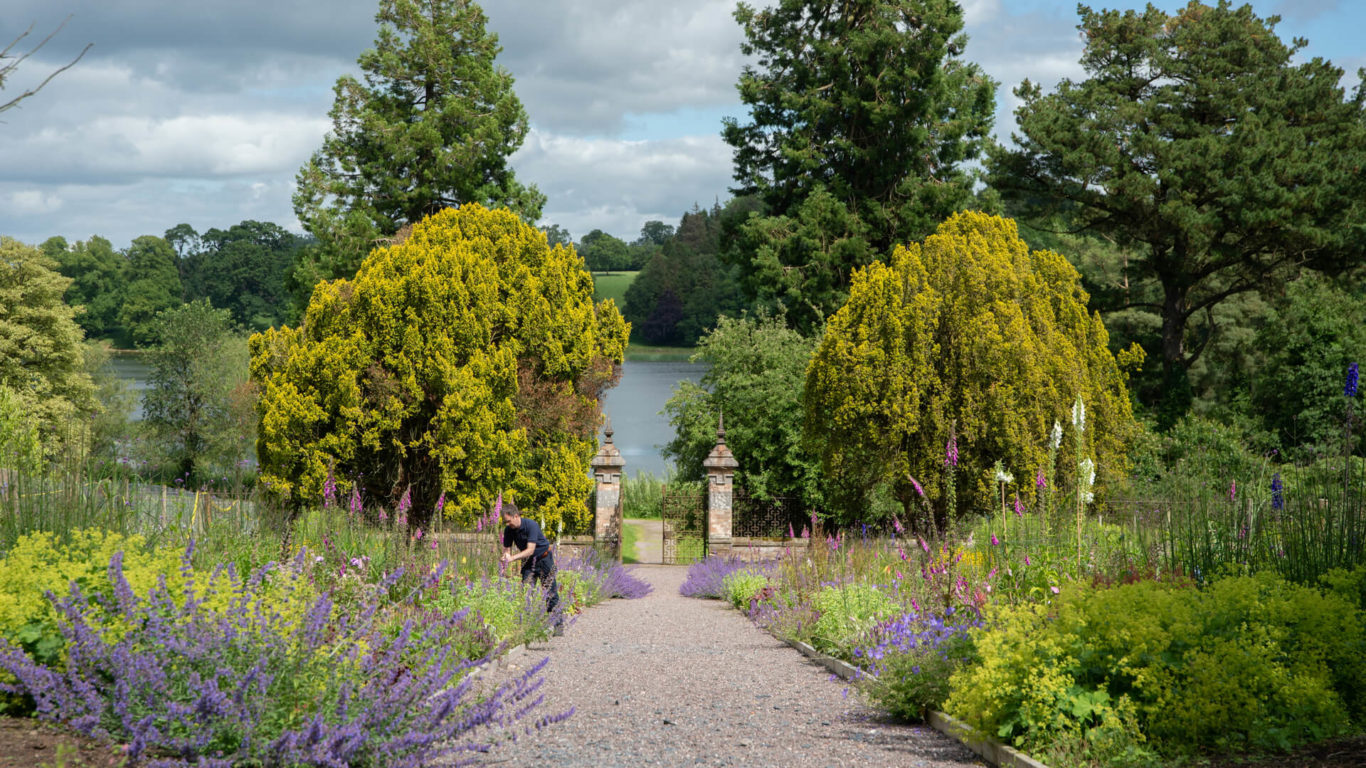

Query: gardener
left=499, top=498, right=564, bottom=636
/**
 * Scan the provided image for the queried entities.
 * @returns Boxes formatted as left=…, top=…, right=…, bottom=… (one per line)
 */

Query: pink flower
left=1229, top=481, right=1236, bottom=502
left=1014, top=495, right=1024, bottom=518
left=918, top=537, right=930, bottom=553
left=492, top=492, right=501, bottom=517
left=414, top=527, right=424, bottom=542
left=991, top=533, right=999, bottom=546
left=788, top=522, right=795, bottom=539
left=944, top=434, right=958, bottom=468
left=1050, top=585, right=1060, bottom=594
left=1024, top=555, right=1032, bottom=566
left=1036, top=468, right=1046, bottom=490
left=910, top=597, right=919, bottom=612
left=349, top=488, right=362, bottom=517
left=897, top=546, right=907, bottom=561
left=892, top=516, right=905, bottom=534
left=908, top=476, right=926, bottom=498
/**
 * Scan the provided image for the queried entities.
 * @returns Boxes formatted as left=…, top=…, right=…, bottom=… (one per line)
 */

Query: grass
left=621, top=519, right=643, bottom=564
left=591, top=271, right=638, bottom=306
left=624, top=344, right=696, bottom=362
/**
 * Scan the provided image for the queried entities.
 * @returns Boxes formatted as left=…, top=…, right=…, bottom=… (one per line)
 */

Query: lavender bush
left=678, top=555, right=750, bottom=598
left=0, top=544, right=569, bottom=767
left=556, top=548, right=652, bottom=603
left=853, top=609, right=979, bottom=721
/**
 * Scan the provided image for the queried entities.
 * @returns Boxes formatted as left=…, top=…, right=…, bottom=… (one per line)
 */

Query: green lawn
left=591, top=271, right=638, bottom=305
left=621, top=519, right=643, bottom=564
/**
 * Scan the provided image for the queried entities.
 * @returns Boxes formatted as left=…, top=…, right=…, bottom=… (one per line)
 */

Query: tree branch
left=0, top=16, right=92, bottom=117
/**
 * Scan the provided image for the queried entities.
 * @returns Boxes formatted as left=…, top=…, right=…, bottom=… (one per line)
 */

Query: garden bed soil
left=1199, top=734, right=1366, bottom=768
left=0, top=717, right=127, bottom=767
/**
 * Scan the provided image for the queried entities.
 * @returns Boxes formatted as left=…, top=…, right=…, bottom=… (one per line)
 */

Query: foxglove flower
left=944, top=434, right=958, bottom=468
left=993, top=461, right=1013, bottom=485
left=1049, top=421, right=1063, bottom=450
left=1072, top=396, right=1086, bottom=434
left=1035, top=467, right=1047, bottom=490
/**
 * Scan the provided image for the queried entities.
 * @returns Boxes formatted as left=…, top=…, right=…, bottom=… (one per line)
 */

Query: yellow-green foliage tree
left=0, top=237, right=97, bottom=456
left=805, top=212, right=1138, bottom=528
left=249, top=205, right=628, bottom=530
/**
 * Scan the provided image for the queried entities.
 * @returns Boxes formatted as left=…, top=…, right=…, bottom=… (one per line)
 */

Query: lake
left=106, top=356, right=704, bottom=477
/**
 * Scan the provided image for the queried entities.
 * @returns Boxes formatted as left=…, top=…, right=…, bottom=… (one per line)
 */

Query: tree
left=805, top=213, right=1139, bottom=528
left=989, top=2, right=1366, bottom=426
left=722, top=0, right=996, bottom=333
left=119, top=236, right=183, bottom=347
left=1, top=18, right=90, bottom=116
left=250, top=204, right=629, bottom=530
left=541, top=224, right=572, bottom=249
left=179, top=221, right=302, bottom=331
left=635, top=221, right=674, bottom=247
left=1251, top=274, right=1366, bottom=457
left=622, top=239, right=744, bottom=346
left=0, top=237, right=96, bottom=450
left=52, top=236, right=126, bottom=341
left=577, top=230, right=631, bottom=272
left=664, top=315, right=823, bottom=509
left=142, top=301, right=250, bottom=483
left=293, top=0, right=544, bottom=286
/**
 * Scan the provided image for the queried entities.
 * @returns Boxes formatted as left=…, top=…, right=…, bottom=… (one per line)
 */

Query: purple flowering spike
left=908, top=475, right=925, bottom=498
left=1229, top=480, right=1236, bottom=503
left=892, top=516, right=905, bottom=534
left=944, top=434, right=958, bottom=468
left=323, top=470, right=337, bottom=509
left=1035, top=468, right=1046, bottom=490
left=1347, top=362, right=1359, bottom=398
left=1271, top=473, right=1284, bottom=511
left=990, top=533, right=999, bottom=546
left=398, top=488, right=411, bottom=517
left=436, top=492, right=446, bottom=516
left=788, top=522, right=795, bottom=539
left=348, top=487, right=362, bottom=517
left=1013, top=495, right=1024, bottom=518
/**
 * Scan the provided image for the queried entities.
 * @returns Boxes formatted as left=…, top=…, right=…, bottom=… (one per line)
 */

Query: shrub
left=679, top=555, right=749, bottom=599
left=432, top=576, right=553, bottom=648
left=721, top=569, right=769, bottom=612
left=946, top=572, right=1366, bottom=760
left=559, top=548, right=652, bottom=600
left=0, top=546, right=568, bottom=767
left=809, top=583, right=898, bottom=658
left=855, top=610, right=978, bottom=721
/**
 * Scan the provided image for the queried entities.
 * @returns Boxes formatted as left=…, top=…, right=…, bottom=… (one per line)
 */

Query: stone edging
left=777, top=637, right=1050, bottom=768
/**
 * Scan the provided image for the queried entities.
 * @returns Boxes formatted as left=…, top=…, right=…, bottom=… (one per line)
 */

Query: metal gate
left=661, top=485, right=707, bottom=564
left=733, top=489, right=805, bottom=540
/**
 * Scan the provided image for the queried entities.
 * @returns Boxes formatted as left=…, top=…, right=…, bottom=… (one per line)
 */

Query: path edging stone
left=777, top=633, right=1050, bottom=768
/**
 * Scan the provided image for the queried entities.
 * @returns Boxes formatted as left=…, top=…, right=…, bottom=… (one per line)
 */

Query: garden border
left=779, top=637, right=1050, bottom=768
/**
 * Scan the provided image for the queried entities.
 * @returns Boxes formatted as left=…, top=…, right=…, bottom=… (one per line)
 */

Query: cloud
left=514, top=130, right=734, bottom=240
left=8, top=190, right=63, bottom=215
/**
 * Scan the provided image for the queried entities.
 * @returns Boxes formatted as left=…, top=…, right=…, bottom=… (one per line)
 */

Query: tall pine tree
left=989, top=2, right=1366, bottom=426
left=722, top=0, right=996, bottom=333
left=293, top=0, right=544, bottom=294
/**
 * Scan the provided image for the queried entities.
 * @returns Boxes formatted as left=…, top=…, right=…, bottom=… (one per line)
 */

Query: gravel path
left=476, top=565, right=985, bottom=768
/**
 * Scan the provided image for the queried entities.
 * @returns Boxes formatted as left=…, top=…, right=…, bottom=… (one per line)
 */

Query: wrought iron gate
left=661, top=485, right=707, bottom=564
left=733, top=489, right=805, bottom=540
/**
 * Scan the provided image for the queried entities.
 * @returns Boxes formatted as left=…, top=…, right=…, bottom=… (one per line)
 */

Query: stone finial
left=703, top=414, right=739, bottom=473
left=591, top=416, right=625, bottom=472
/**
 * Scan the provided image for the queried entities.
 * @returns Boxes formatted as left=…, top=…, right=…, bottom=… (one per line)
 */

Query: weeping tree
left=250, top=205, right=628, bottom=531
left=805, top=213, right=1140, bottom=529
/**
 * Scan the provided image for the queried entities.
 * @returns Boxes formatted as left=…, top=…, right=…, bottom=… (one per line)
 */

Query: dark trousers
left=521, top=551, right=561, bottom=626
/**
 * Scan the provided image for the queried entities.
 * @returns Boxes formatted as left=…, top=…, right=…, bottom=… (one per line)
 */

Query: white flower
left=1050, top=421, right=1063, bottom=450
left=1072, top=396, right=1086, bottom=434
left=1079, top=458, right=1096, bottom=490
left=1084, top=491, right=1095, bottom=504
left=993, top=460, right=1014, bottom=485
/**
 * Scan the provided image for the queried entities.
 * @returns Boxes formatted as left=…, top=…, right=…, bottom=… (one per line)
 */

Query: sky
left=1, top=0, right=1362, bottom=250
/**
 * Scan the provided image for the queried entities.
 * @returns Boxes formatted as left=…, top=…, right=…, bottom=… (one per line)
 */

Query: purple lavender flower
left=1347, top=362, right=1359, bottom=398
left=679, top=556, right=750, bottom=599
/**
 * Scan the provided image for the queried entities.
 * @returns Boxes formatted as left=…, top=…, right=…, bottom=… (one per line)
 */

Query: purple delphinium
left=679, top=555, right=750, bottom=599
left=0, top=546, right=569, bottom=767
left=852, top=609, right=979, bottom=720
left=1271, top=473, right=1284, bottom=511
left=1347, top=362, right=1359, bottom=398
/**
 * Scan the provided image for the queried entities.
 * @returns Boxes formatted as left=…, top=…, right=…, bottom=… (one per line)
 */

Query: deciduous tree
left=989, top=1, right=1366, bottom=426
left=805, top=213, right=1138, bottom=527
left=0, top=237, right=96, bottom=450
left=250, top=205, right=628, bottom=531
left=119, top=236, right=182, bottom=348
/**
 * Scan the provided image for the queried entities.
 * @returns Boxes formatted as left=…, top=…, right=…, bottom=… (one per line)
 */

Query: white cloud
left=8, top=190, right=63, bottom=215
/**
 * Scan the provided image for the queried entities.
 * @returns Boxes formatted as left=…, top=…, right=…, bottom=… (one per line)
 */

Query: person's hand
left=500, top=552, right=512, bottom=564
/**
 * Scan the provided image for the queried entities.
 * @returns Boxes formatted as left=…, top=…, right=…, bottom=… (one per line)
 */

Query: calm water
left=106, top=356, right=704, bottom=476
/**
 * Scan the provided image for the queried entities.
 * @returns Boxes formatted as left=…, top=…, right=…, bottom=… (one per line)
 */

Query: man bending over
left=500, top=499, right=564, bottom=636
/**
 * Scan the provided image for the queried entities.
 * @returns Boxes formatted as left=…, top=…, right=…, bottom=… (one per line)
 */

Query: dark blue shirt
left=502, top=517, right=550, bottom=558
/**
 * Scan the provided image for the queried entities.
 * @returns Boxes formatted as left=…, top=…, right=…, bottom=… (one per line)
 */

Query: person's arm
left=501, top=541, right=536, bottom=563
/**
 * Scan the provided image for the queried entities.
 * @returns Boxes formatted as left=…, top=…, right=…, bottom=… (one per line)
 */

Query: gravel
left=473, top=565, right=986, bottom=768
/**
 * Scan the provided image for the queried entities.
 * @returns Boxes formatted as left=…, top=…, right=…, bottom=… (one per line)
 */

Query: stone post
left=590, top=419, right=626, bottom=561
left=702, top=415, right=739, bottom=556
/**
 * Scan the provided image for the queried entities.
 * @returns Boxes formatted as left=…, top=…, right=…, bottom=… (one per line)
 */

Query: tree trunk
left=1158, top=279, right=1194, bottom=429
